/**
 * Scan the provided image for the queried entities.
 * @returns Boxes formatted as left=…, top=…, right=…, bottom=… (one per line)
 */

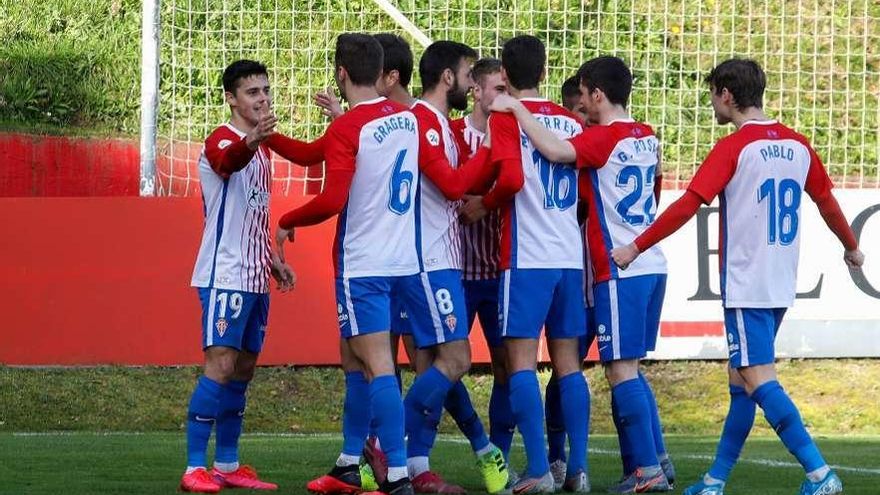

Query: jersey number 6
left=388, top=149, right=413, bottom=215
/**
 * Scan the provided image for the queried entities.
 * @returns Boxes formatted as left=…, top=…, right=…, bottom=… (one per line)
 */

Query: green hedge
left=1, top=0, right=877, bottom=179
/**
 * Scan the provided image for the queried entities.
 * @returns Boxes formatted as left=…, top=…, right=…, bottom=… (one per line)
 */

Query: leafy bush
left=1, top=0, right=877, bottom=180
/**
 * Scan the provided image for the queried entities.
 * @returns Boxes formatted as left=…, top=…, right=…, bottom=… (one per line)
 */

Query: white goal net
left=155, top=0, right=879, bottom=197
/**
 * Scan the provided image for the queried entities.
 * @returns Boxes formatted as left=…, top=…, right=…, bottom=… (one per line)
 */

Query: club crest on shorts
left=444, top=314, right=457, bottom=332
left=216, top=318, right=229, bottom=337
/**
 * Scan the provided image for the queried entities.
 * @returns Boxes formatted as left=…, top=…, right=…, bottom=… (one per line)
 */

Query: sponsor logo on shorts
left=216, top=318, right=229, bottom=337
left=337, top=303, right=349, bottom=326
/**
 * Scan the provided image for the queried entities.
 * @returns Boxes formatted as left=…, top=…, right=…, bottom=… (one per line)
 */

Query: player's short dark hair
left=472, top=58, right=502, bottom=87
left=561, top=75, right=581, bottom=102
left=335, top=33, right=384, bottom=86
left=501, top=35, right=546, bottom=90
left=374, top=33, right=414, bottom=88
left=705, top=58, right=766, bottom=110
left=577, top=56, right=632, bottom=107
left=222, top=60, right=268, bottom=93
left=419, top=41, right=478, bottom=92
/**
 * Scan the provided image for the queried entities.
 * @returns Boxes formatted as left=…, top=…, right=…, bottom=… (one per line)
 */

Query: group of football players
left=181, top=31, right=863, bottom=495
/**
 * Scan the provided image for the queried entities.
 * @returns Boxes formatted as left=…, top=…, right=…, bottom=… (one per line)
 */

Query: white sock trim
left=213, top=461, right=240, bottom=473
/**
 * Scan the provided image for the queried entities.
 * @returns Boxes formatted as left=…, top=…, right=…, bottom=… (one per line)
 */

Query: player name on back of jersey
left=533, top=113, right=581, bottom=138
left=372, top=114, right=417, bottom=144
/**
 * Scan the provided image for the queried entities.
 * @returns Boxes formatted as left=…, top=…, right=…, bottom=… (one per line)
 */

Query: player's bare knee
left=435, top=341, right=471, bottom=380
left=605, top=359, right=638, bottom=386
left=204, top=347, right=238, bottom=383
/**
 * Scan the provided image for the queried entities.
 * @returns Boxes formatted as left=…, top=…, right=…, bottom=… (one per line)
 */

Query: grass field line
left=9, top=431, right=880, bottom=476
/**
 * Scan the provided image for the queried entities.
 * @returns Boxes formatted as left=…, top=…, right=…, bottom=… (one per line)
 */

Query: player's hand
left=844, top=248, right=865, bottom=269
left=270, top=258, right=297, bottom=293
left=314, top=86, right=344, bottom=120
left=275, top=226, right=295, bottom=253
left=489, top=94, right=521, bottom=114
left=246, top=108, right=278, bottom=150
left=459, top=195, right=488, bottom=225
left=611, top=243, right=640, bottom=270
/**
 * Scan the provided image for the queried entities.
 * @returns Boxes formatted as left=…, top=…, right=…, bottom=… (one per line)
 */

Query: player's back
left=330, top=97, right=421, bottom=278
left=580, top=120, right=666, bottom=282
left=493, top=98, right=584, bottom=270
left=410, top=100, right=461, bottom=272
left=704, top=120, right=818, bottom=307
left=192, top=124, right=272, bottom=293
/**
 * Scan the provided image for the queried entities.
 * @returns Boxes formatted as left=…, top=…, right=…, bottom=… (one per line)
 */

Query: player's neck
left=388, top=86, right=416, bottom=108
left=421, top=90, right=449, bottom=117
left=511, top=87, right=540, bottom=99
left=344, top=85, right=381, bottom=107
left=731, top=107, right=770, bottom=129
left=596, top=107, right=631, bottom=126
left=228, top=113, right=255, bottom=134
left=470, top=106, right=488, bottom=133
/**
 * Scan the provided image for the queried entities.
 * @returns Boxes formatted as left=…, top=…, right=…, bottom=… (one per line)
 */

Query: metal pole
left=139, top=0, right=160, bottom=196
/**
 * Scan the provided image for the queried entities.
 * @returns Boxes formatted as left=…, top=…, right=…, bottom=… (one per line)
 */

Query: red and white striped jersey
left=687, top=120, right=834, bottom=308
left=451, top=115, right=501, bottom=280
left=574, top=120, right=667, bottom=283
left=192, top=123, right=273, bottom=294
left=411, top=100, right=462, bottom=272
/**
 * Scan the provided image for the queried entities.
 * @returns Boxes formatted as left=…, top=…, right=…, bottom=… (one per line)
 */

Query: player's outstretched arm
left=490, top=94, right=576, bottom=163
left=803, top=147, right=864, bottom=269
left=265, top=133, right=326, bottom=166
left=611, top=190, right=702, bottom=269
left=813, top=193, right=864, bottom=269
left=420, top=145, right=492, bottom=201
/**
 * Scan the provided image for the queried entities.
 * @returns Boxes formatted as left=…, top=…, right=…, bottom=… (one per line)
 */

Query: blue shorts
left=725, top=307, right=787, bottom=368
left=198, top=287, right=269, bottom=353
left=463, top=278, right=501, bottom=348
left=336, top=276, right=403, bottom=338
left=397, top=270, right=469, bottom=349
left=499, top=268, right=586, bottom=340
left=579, top=306, right=596, bottom=361
left=594, top=274, right=666, bottom=362
left=390, top=297, right=412, bottom=336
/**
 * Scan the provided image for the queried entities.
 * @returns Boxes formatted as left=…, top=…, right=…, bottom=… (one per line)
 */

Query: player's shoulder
left=330, top=98, right=412, bottom=136
left=204, top=123, right=243, bottom=150
left=449, top=116, right=466, bottom=134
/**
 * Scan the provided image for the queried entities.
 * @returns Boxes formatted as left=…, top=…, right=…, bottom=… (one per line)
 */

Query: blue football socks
left=215, top=379, right=248, bottom=465
left=708, top=384, right=755, bottom=481
left=611, top=378, right=659, bottom=469
left=639, top=372, right=667, bottom=459
left=341, top=371, right=371, bottom=457
left=752, top=380, right=826, bottom=473
left=186, top=376, right=222, bottom=468
left=545, top=374, right=567, bottom=463
left=558, top=371, right=589, bottom=476
left=510, top=370, right=550, bottom=478
left=404, top=366, right=453, bottom=458
left=489, top=382, right=515, bottom=460
left=370, top=374, right=407, bottom=469
left=445, top=380, right=490, bottom=453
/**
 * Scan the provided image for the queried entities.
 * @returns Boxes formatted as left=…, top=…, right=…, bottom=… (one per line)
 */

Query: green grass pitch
left=1, top=433, right=877, bottom=495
